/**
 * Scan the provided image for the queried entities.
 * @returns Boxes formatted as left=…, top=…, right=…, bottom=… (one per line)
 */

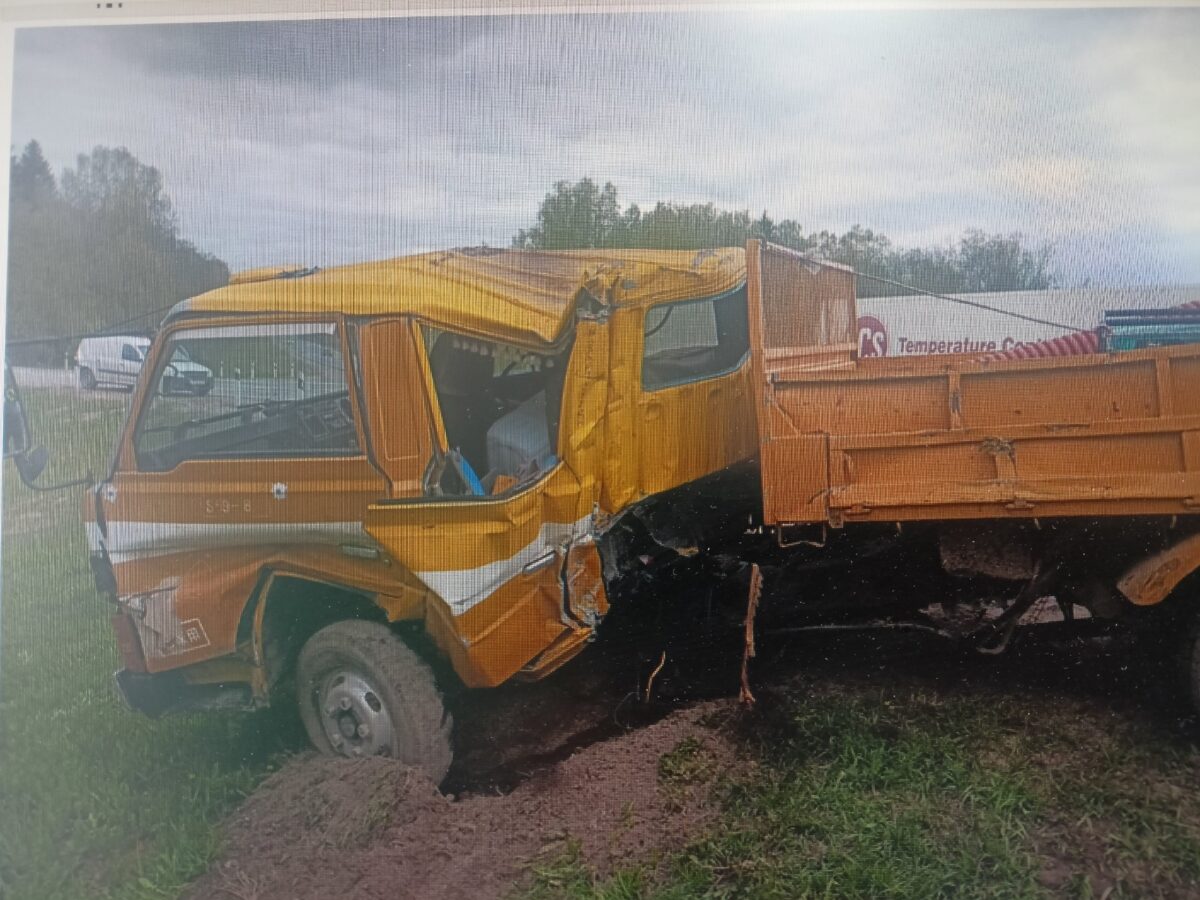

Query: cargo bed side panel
left=747, top=240, right=1200, bottom=526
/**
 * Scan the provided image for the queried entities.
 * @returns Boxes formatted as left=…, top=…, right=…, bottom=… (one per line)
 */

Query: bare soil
left=185, top=703, right=735, bottom=900
left=185, top=601, right=1200, bottom=900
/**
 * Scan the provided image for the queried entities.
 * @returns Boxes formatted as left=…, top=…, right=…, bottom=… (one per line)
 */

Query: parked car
left=76, top=334, right=213, bottom=394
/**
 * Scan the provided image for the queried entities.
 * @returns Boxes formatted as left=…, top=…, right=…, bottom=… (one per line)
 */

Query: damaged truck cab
left=86, top=249, right=755, bottom=780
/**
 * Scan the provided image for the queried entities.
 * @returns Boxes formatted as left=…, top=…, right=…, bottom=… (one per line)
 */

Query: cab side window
left=641, top=285, right=750, bottom=390
left=422, top=327, right=569, bottom=497
left=134, top=323, right=360, bottom=472
left=121, top=344, right=142, bottom=363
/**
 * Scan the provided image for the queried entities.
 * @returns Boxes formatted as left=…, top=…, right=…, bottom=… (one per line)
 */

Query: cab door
left=632, top=284, right=757, bottom=497
left=362, top=318, right=611, bottom=689
left=354, top=318, right=436, bottom=498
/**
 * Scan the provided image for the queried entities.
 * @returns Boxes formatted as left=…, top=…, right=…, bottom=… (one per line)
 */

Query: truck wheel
left=79, top=367, right=96, bottom=390
left=295, top=619, right=453, bottom=783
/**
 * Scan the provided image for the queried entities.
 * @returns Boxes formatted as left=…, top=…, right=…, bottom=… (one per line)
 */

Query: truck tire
left=79, top=367, right=96, bottom=390
left=295, top=619, right=453, bottom=783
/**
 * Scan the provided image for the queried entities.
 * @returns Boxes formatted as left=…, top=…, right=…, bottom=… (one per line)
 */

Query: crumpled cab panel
left=364, top=464, right=607, bottom=687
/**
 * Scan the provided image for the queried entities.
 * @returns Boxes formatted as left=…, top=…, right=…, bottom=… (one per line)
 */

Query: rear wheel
left=296, top=619, right=453, bottom=783
left=78, top=367, right=96, bottom=390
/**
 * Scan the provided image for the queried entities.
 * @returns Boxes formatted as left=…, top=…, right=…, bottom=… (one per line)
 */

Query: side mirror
left=3, top=366, right=46, bottom=485
left=13, top=444, right=48, bottom=484
left=3, top=363, right=89, bottom=491
left=4, top=367, right=28, bottom=450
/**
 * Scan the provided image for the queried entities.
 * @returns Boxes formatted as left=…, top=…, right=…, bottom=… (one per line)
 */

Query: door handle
left=522, top=550, right=557, bottom=574
left=340, top=544, right=380, bottom=560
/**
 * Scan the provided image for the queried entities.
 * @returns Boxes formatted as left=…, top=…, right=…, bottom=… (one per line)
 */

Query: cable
left=855, top=269, right=1085, bottom=332
left=8, top=267, right=322, bottom=350
left=784, top=251, right=1086, bottom=333
left=97, top=299, right=182, bottom=332
left=5, top=299, right=180, bottom=348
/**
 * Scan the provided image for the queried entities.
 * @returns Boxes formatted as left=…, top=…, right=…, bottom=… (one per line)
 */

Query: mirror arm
left=18, top=468, right=94, bottom=492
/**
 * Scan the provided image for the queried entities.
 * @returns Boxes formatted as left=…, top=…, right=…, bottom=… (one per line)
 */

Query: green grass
left=5, top=387, right=1200, bottom=900
left=522, top=685, right=1200, bottom=899
left=0, top=387, right=295, bottom=900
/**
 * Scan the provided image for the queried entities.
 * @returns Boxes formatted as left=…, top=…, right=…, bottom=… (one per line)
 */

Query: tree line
left=7, top=141, right=229, bottom=364
left=513, top=178, right=1057, bottom=297
left=6, top=160, right=1056, bottom=366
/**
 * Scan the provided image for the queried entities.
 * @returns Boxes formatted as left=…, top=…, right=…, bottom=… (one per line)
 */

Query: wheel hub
left=315, top=671, right=394, bottom=757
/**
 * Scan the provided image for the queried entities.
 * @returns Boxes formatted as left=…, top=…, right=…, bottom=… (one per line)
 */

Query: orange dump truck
left=57, top=241, right=1200, bottom=782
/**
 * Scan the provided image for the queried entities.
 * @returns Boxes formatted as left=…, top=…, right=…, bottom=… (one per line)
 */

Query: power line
left=828, top=263, right=1086, bottom=333
left=5, top=299, right=180, bottom=348
left=771, top=245, right=1084, bottom=332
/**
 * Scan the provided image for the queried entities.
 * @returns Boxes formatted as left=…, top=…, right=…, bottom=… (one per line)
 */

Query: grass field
left=0, top=387, right=294, bottom=900
left=2, top=386, right=1200, bottom=899
left=524, top=674, right=1200, bottom=899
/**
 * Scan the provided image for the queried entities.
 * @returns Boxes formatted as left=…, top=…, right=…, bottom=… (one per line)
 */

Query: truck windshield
left=133, top=322, right=359, bottom=472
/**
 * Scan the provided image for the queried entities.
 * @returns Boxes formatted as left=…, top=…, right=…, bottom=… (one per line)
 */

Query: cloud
left=1077, top=10, right=1200, bottom=236
left=10, top=8, right=1200, bottom=284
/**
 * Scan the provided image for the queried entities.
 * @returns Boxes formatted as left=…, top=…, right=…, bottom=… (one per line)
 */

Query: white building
left=856, top=285, right=1200, bottom=357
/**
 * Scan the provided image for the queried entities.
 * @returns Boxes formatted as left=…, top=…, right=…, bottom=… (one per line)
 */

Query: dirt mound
left=187, top=702, right=736, bottom=900
left=220, top=754, right=449, bottom=853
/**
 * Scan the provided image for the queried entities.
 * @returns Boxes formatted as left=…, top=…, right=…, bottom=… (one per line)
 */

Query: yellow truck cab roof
left=170, top=246, right=747, bottom=347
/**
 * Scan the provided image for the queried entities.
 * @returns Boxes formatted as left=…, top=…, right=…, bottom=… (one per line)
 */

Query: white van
left=76, top=335, right=213, bottom=394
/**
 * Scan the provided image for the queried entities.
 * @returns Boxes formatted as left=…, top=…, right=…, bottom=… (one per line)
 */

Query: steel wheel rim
left=313, top=670, right=395, bottom=757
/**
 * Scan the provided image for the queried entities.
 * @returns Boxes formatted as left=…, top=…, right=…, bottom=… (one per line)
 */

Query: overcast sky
left=10, top=8, right=1200, bottom=284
